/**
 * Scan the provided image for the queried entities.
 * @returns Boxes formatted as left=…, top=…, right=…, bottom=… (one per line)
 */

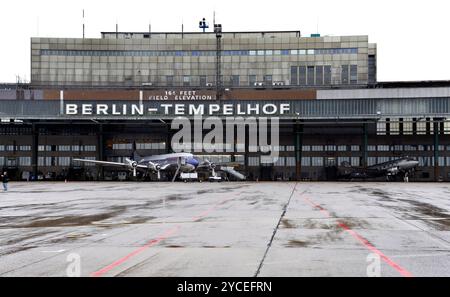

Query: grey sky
left=1, top=0, right=449, bottom=83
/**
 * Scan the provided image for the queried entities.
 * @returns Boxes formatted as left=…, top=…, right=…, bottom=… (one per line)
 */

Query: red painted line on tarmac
left=301, top=195, right=413, bottom=277
left=91, top=197, right=232, bottom=277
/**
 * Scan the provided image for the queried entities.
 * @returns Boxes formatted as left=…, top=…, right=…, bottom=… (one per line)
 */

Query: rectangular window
left=299, top=66, right=306, bottom=85
left=350, top=65, right=358, bottom=84
left=307, top=66, right=315, bottom=85
left=315, top=66, right=323, bottom=85
left=351, top=145, right=360, bottom=151
left=351, top=157, right=360, bottom=167
left=286, top=157, right=296, bottom=167
left=248, top=75, right=257, bottom=86
left=19, top=157, right=31, bottom=166
left=311, top=157, right=323, bottom=167
left=302, top=145, right=311, bottom=151
left=183, top=75, right=190, bottom=87
left=341, top=65, right=349, bottom=84
left=324, top=66, right=331, bottom=85
left=311, top=145, right=323, bottom=151
left=301, top=157, right=311, bottom=166
left=199, top=75, right=207, bottom=87
left=231, top=75, right=240, bottom=87
left=166, top=75, right=174, bottom=87
left=58, top=157, right=71, bottom=166
left=290, top=66, right=298, bottom=85
left=337, top=145, right=347, bottom=152
left=264, top=75, right=272, bottom=85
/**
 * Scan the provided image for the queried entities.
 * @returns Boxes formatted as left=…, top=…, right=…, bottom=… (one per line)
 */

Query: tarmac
left=0, top=181, right=449, bottom=277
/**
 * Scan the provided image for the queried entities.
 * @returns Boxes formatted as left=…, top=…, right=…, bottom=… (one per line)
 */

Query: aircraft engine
left=387, top=167, right=399, bottom=175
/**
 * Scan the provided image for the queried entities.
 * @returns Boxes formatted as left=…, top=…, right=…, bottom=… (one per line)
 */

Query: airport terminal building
left=1, top=29, right=450, bottom=181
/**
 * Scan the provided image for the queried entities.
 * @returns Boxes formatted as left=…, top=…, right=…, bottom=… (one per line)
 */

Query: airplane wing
left=72, top=158, right=148, bottom=169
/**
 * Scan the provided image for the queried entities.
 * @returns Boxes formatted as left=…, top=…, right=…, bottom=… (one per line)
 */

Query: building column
left=31, top=123, right=38, bottom=180
left=97, top=124, right=104, bottom=180
left=433, top=120, right=440, bottom=181
left=295, top=120, right=303, bottom=181
left=362, top=122, right=368, bottom=167
left=166, top=122, right=172, bottom=153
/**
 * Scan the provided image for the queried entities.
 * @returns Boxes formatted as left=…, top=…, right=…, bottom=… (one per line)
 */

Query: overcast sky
left=1, top=0, right=449, bottom=83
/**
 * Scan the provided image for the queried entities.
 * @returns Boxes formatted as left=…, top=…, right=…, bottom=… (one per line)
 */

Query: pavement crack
left=254, top=182, right=300, bottom=277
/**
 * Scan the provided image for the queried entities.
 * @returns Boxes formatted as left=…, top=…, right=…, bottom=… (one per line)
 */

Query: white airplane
left=73, top=151, right=245, bottom=182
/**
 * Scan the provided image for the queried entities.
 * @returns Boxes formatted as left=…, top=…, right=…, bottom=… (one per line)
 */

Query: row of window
left=174, top=143, right=296, bottom=152
left=0, top=156, right=97, bottom=167
left=301, top=157, right=361, bottom=167
left=302, top=145, right=360, bottom=152
left=111, top=143, right=166, bottom=150
left=40, top=48, right=358, bottom=58
left=0, top=145, right=32, bottom=152
left=248, top=156, right=297, bottom=167
left=38, top=145, right=96, bottom=152
left=377, top=118, right=450, bottom=135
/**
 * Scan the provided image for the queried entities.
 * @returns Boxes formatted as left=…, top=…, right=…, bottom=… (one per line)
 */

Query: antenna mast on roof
left=82, top=9, right=85, bottom=39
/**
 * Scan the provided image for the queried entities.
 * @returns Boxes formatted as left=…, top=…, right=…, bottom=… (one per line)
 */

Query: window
left=166, top=75, right=174, bottom=87
left=311, top=145, right=323, bottom=152
left=199, top=75, right=207, bottom=87
left=290, top=66, right=298, bottom=86
left=19, top=145, right=31, bottom=151
left=367, top=157, right=377, bottom=166
left=302, top=145, right=311, bottom=152
left=350, top=65, right=357, bottom=84
left=58, top=157, right=71, bottom=166
left=351, top=145, right=360, bottom=151
left=264, top=75, right=272, bottom=85
left=416, top=119, right=426, bottom=135
left=307, top=66, right=315, bottom=85
left=315, top=66, right=323, bottom=85
left=274, top=157, right=285, bottom=166
left=377, top=145, right=389, bottom=152
left=231, top=75, right=240, bottom=87
left=286, top=157, right=296, bottom=167
left=299, top=66, right=306, bottom=85
left=19, top=157, right=31, bottom=166
left=58, top=145, right=71, bottom=152
left=257, top=50, right=265, bottom=56
left=301, top=157, right=311, bottom=166
left=307, top=49, right=315, bottom=55
left=341, top=65, right=349, bottom=84
left=84, top=145, right=96, bottom=151
left=403, top=118, right=413, bottom=135
left=248, top=75, right=257, bottom=86
left=390, top=119, right=400, bottom=135
left=248, top=157, right=259, bottom=166
left=183, top=76, right=190, bottom=87
left=325, top=145, right=336, bottom=151
left=367, top=145, right=376, bottom=151
left=338, top=145, right=347, bottom=152
left=311, top=157, right=323, bottom=167
left=351, top=157, right=360, bottom=167
left=324, top=66, right=331, bottom=85
left=286, top=145, right=295, bottom=152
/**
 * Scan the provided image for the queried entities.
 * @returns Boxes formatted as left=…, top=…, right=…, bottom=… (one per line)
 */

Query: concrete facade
left=30, top=31, right=375, bottom=87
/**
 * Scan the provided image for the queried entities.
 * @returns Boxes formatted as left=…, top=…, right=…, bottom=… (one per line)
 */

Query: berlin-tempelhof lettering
left=64, top=103, right=291, bottom=116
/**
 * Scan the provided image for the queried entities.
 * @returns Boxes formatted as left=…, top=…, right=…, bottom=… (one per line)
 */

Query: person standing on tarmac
left=1, top=172, right=8, bottom=191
